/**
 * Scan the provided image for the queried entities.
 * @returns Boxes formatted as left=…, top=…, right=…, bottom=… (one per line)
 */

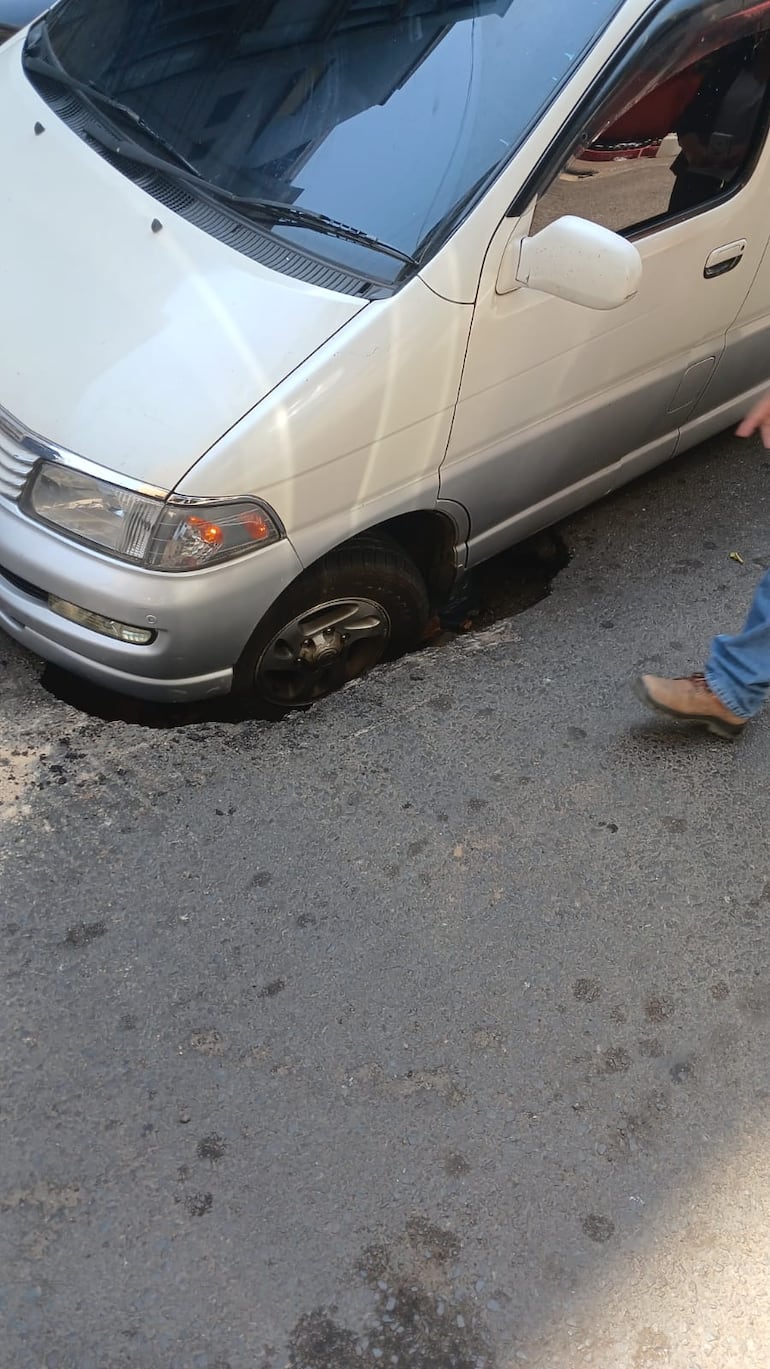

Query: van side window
left=530, top=31, right=770, bottom=238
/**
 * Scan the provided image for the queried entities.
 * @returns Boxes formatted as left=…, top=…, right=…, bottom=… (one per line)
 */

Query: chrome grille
left=0, top=424, right=38, bottom=503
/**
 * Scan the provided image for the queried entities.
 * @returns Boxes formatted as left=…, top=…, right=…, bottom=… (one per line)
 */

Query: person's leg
left=634, top=568, right=770, bottom=737
left=705, top=566, right=770, bottom=719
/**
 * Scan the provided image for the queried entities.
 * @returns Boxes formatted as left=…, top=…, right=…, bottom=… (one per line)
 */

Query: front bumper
left=0, top=499, right=303, bottom=700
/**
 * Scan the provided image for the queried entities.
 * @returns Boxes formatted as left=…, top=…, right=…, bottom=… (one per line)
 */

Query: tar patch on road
left=63, top=920, right=107, bottom=948
left=287, top=1223, right=492, bottom=1369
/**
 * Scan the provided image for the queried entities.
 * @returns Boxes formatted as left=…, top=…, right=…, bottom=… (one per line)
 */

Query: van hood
left=0, top=46, right=367, bottom=490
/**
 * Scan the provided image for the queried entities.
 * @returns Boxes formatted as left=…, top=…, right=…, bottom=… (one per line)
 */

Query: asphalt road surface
left=3, top=429, right=770, bottom=1369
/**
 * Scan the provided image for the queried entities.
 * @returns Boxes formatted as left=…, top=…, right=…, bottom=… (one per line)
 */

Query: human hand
left=736, top=392, right=770, bottom=447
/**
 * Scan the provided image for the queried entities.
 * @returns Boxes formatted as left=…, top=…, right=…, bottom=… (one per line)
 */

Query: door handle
left=704, top=239, right=746, bottom=278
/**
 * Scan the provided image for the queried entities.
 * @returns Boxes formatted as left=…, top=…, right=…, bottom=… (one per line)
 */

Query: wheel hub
left=257, top=597, right=391, bottom=707
left=298, top=626, right=346, bottom=667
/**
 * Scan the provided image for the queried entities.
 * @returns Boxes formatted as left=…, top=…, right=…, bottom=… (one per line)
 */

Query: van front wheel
left=235, top=536, right=430, bottom=712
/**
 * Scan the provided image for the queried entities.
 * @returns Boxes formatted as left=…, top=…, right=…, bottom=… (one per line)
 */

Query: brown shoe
left=633, top=672, right=747, bottom=739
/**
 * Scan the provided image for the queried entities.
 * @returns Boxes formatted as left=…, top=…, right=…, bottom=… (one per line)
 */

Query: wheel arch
left=293, top=507, right=465, bottom=609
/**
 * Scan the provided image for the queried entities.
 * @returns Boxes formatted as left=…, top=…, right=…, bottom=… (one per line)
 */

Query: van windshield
left=29, top=0, right=625, bottom=272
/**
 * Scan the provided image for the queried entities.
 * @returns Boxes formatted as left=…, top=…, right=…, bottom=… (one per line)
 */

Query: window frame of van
left=509, top=0, right=770, bottom=237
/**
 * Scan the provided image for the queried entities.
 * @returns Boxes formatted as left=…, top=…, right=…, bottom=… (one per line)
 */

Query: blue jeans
left=706, top=566, right=770, bottom=718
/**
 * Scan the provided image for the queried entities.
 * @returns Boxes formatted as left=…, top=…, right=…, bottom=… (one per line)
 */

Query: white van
left=2, top=0, right=770, bottom=710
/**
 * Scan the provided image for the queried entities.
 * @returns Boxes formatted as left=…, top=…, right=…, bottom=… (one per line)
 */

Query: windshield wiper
left=195, top=191, right=419, bottom=268
left=23, top=20, right=200, bottom=177
left=66, top=117, right=418, bottom=270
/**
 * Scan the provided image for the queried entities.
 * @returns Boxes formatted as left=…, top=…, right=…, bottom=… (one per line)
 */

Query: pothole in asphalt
left=436, top=528, right=571, bottom=633
left=39, top=666, right=259, bottom=729
left=39, top=528, right=571, bottom=727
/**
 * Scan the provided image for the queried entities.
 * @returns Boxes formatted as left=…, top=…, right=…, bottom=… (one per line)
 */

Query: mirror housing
left=498, top=215, right=642, bottom=310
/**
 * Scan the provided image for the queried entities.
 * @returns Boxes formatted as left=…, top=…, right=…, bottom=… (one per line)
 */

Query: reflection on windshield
left=32, top=0, right=625, bottom=272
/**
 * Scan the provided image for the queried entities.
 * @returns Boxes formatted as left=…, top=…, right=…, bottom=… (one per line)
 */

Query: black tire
left=233, top=535, right=429, bottom=713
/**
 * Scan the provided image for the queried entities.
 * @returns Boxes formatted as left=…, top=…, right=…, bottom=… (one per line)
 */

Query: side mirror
left=498, top=215, right=642, bottom=310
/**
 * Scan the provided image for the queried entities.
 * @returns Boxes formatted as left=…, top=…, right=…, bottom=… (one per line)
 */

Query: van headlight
left=24, top=461, right=281, bottom=571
